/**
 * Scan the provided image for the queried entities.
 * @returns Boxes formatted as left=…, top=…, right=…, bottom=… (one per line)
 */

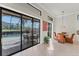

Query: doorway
left=48, top=23, right=52, bottom=37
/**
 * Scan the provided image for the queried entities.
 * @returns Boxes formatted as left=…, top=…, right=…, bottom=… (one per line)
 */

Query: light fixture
left=61, top=11, right=64, bottom=25
left=61, top=11, right=66, bottom=32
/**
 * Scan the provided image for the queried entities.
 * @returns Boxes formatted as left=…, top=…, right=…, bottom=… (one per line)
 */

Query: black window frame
left=0, top=7, right=40, bottom=56
left=33, top=18, right=40, bottom=44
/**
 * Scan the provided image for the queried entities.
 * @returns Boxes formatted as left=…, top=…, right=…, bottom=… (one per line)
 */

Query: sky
left=2, top=15, right=39, bottom=28
left=2, top=15, right=20, bottom=24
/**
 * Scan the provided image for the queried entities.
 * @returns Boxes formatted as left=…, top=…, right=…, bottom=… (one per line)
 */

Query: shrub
left=44, top=36, right=50, bottom=44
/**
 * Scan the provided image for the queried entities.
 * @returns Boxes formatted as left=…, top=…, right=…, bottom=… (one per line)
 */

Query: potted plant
left=44, top=36, right=50, bottom=44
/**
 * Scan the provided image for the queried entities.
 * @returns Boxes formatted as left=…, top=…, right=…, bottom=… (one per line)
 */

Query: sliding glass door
left=0, top=8, right=40, bottom=56
left=22, top=16, right=33, bottom=49
left=2, top=10, right=21, bottom=56
left=33, top=19, right=40, bottom=45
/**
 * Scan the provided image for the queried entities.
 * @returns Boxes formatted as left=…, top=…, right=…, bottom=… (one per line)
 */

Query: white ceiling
left=36, top=3, right=79, bottom=16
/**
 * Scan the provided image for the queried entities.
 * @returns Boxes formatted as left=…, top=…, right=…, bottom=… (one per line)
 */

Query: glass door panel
left=2, top=10, right=21, bottom=56
left=1, top=8, right=40, bottom=56
left=22, top=17, right=32, bottom=49
left=33, top=19, right=40, bottom=45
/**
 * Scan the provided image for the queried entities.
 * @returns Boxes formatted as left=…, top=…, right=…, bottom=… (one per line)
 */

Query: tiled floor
left=13, top=39, right=79, bottom=56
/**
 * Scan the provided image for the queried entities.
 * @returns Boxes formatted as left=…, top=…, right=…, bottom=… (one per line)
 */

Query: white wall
left=54, top=14, right=76, bottom=34
left=0, top=3, right=41, bottom=19
left=40, top=10, right=53, bottom=43
left=54, top=13, right=79, bottom=43
left=0, top=3, right=54, bottom=44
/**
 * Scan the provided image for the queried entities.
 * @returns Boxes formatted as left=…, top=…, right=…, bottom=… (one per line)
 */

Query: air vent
left=27, top=3, right=41, bottom=16
left=48, top=16, right=53, bottom=21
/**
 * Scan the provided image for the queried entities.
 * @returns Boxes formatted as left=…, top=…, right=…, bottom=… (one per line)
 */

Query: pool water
left=2, top=33, right=21, bottom=37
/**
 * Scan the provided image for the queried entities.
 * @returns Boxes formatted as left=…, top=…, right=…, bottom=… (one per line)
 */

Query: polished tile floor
left=13, top=39, right=79, bottom=56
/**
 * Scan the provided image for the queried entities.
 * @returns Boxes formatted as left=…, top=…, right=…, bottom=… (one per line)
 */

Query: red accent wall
left=43, top=21, right=48, bottom=31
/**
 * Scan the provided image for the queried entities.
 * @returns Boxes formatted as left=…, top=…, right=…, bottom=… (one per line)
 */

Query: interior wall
left=0, top=3, right=54, bottom=44
left=40, top=10, right=53, bottom=43
left=0, top=3, right=41, bottom=19
left=54, top=13, right=79, bottom=43
left=54, top=14, right=76, bottom=34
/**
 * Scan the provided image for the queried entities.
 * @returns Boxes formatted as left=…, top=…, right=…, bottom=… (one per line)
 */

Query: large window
left=0, top=8, right=40, bottom=56
left=22, top=16, right=33, bottom=49
left=33, top=19, right=40, bottom=44
left=2, top=10, right=21, bottom=56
